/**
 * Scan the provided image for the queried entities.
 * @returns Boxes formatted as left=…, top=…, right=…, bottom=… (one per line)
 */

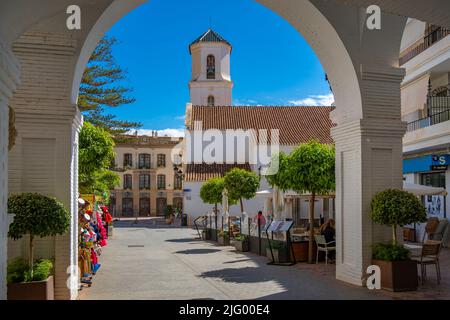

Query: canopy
left=403, top=182, right=447, bottom=196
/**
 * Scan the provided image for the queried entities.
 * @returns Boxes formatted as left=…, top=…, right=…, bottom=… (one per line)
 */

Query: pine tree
left=79, top=36, right=142, bottom=135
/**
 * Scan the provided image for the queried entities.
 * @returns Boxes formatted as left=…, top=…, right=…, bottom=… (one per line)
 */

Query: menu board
left=266, top=220, right=293, bottom=233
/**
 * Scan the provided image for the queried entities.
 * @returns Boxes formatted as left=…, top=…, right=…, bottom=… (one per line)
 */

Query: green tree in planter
left=224, top=168, right=260, bottom=216
left=8, top=193, right=70, bottom=279
left=265, top=152, right=290, bottom=191
left=371, top=189, right=427, bottom=246
left=287, top=141, right=335, bottom=263
left=200, top=178, right=225, bottom=218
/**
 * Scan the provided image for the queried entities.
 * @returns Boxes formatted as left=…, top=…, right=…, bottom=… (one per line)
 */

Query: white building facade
left=400, top=20, right=450, bottom=245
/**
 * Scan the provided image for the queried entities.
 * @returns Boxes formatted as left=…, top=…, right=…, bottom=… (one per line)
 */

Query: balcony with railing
left=400, top=26, right=450, bottom=65
left=407, top=96, right=450, bottom=132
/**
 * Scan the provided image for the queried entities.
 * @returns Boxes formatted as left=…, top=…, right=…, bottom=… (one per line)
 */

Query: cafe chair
left=314, top=235, right=336, bottom=266
left=411, top=240, right=442, bottom=285
left=422, top=218, right=440, bottom=244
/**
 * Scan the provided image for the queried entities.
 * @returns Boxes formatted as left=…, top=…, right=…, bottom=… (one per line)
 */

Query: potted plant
left=217, top=230, right=230, bottom=246
left=7, top=193, right=70, bottom=300
left=266, top=240, right=289, bottom=263
left=7, top=258, right=54, bottom=300
left=371, top=189, right=427, bottom=292
left=164, top=205, right=175, bottom=224
left=232, top=234, right=249, bottom=252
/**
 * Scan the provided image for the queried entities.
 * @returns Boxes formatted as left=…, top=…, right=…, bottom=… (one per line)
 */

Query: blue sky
left=106, top=0, right=333, bottom=136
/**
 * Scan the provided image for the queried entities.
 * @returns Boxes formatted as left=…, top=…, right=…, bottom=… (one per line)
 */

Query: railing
left=407, top=108, right=450, bottom=132
left=428, top=96, right=450, bottom=115
left=400, top=27, right=450, bottom=65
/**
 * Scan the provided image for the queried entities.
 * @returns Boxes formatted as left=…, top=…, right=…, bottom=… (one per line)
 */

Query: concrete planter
left=266, top=248, right=289, bottom=263
left=233, top=240, right=249, bottom=252
left=7, top=276, right=54, bottom=300
left=372, top=260, right=418, bottom=292
left=218, top=235, right=230, bottom=246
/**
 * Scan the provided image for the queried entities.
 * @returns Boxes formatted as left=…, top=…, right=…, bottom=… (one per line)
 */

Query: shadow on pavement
left=175, top=248, right=221, bottom=255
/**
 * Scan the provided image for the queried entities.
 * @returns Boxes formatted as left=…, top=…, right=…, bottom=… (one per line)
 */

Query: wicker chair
left=411, top=240, right=442, bottom=285
left=314, top=235, right=336, bottom=266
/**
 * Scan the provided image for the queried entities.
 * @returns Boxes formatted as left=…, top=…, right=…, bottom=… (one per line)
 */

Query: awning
left=403, top=182, right=447, bottom=196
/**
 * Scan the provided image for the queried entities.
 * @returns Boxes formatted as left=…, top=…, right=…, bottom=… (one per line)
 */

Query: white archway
left=4, top=0, right=449, bottom=299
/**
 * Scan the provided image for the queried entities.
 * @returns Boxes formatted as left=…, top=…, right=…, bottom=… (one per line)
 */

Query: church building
left=182, top=29, right=336, bottom=227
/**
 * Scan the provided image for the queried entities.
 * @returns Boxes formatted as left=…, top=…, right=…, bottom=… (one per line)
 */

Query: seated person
left=319, top=218, right=336, bottom=260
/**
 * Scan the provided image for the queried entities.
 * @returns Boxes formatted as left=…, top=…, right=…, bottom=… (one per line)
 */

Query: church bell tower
left=188, top=29, right=233, bottom=106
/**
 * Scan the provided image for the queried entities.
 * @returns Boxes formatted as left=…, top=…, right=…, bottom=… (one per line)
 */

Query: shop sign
left=431, top=154, right=449, bottom=171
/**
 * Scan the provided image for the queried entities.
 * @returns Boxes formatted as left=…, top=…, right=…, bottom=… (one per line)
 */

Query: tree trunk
left=308, top=193, right=316, bottom=264
left=214, top=203, right=218, bottom=229
left=240, top=197, right=244, bottom=222
left=29, top=234, right=34, bottom=280
left=392, top=224, right=397, bottom=246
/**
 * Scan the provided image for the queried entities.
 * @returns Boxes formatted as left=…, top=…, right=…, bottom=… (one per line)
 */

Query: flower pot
left=372, top=259, right=418, bottom=292
left=218, top=236, right=230, bottom=246
left=267, top=248, right=289, bottom=263
left=233, top=240, right=249, bottom=252
left=7, top=276, right=54, bottom=300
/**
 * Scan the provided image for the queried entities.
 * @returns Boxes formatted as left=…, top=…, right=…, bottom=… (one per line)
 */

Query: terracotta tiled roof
left=185, top=163, right=251, bottom=182
left=187, top=106, right=335, bottom=145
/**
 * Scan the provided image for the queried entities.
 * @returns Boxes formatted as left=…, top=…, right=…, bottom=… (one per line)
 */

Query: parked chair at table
left=411, top=240, right=442, bottom=285
left=314, top=235, right=336, bottom=266
left=422, top=217, right=440, bottom=243
left=430, top=219, right=449, bottom=242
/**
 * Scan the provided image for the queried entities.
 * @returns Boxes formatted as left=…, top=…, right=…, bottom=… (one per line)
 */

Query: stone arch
left=71, top=0, right=364, bottom=123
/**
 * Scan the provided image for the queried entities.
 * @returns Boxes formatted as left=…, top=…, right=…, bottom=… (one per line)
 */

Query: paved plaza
left=78, top=219, right=449, bottom=300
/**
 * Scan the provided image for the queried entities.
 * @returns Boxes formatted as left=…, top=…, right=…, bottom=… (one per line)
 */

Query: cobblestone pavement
left=78, top=220, right=449, bottom=300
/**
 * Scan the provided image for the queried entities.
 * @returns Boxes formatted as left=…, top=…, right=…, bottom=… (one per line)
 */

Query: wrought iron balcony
left=407, top=108, right=450, bottom=132
left=400, top=26, right=450, bottom=65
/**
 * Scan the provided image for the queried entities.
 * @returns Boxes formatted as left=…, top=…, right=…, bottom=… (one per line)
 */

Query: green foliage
left=218, top=230, right=230, bottom=238
left=371, top=189, right=427, bottom=227
left=7, top=258, right=53, bottom=284
left=200, top=178, right=225, bottom=205
left=265, top=152, right=290, bottom=191
left=269, top=240, right=286, bottom=250
left=372, top=244, right=410, bottom=262
left=286, top=140, right=335, bottom=195
left=79, top=36, right=141, bottom=135
left=234, top=234, right=249, bottom=242
left=164, top=205, right=175, bottom=218
left=79, top=122, right=119, bottom=194
left=224, top=168, right=260, bottom=212
left=8, top=193, right=70, bottom=240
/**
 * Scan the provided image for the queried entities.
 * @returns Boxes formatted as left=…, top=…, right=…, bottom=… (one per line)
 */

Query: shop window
left=139, top=198, right=150, bottom=217
left=122, top=198, right=133, bottom=217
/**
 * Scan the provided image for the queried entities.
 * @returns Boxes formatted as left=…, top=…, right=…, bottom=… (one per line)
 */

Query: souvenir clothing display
left=78, top=197, right=110, bottom=288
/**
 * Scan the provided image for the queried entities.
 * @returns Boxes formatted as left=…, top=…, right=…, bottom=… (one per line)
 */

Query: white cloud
left=175, top=115, right=185, bottom=121
left=233, top=98, right=261, bottom=106
left=131, top=128, right=185, bottom=138
left=288, top=93, right=335, bottom=106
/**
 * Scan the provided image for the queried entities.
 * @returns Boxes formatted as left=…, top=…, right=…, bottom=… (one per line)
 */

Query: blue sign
left=403, top=154, right=450, bottom=174
left=432, top=154, right=450, bottom=166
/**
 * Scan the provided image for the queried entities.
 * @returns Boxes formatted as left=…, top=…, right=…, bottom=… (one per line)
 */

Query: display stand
left=265, top=220, right=296, bottom=266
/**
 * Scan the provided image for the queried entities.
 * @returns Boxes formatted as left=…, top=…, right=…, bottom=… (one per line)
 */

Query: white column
left=332, top=66, right=406, bottom=286
left=0, top=39, right=20, bottom=300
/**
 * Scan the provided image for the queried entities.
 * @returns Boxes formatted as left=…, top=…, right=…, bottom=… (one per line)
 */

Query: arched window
left=207, top=95, right=215, bottom=107
left=207, top=55, right=215, bottom=79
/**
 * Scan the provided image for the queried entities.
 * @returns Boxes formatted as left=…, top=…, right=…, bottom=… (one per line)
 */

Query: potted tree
left=232, top=234, right=249, bottom=252
left=266, top=240, right=289, bottom=263
left=200, top=178, right=226, bottom=240
left=165, top=205, right=175, bottom=224
left=217, top=230, right=230, bottom=246
left=224, top=168, right=260, bottom=221
left=7, top=193, right=70, bottom=300
left=371, top=189, right=427, bottom=292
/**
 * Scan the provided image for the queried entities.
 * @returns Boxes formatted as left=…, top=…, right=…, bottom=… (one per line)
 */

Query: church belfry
left=188, top=29, right=233, bottom=106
